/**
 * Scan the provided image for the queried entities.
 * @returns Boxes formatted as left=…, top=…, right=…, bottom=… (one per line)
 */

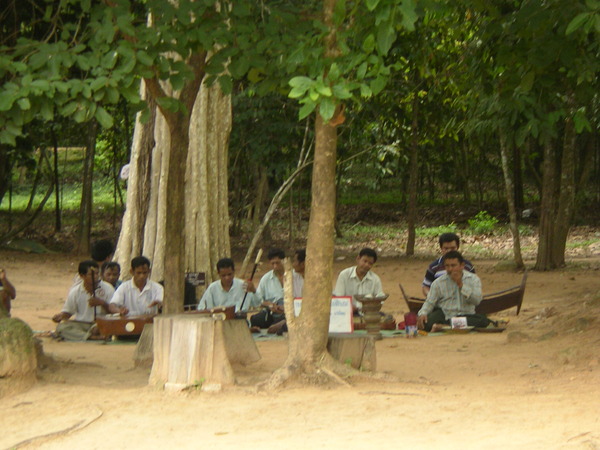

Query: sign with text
left=293, top=296, right=353, bottom=333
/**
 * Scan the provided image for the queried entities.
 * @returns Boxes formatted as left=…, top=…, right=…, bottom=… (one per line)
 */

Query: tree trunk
left=535, top=117, right=577, bottom=270
left=405, top=94, right=419, bottom=256
left=51, top=129, right=62, bottom=232
left=115, top=79, right=231, bottom=306
left=76, top=121, right=97, bottom=256
left=499, top=135, right=524, bottom=269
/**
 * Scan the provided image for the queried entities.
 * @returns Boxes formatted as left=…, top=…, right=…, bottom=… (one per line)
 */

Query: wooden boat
left=400, top=272, right=527, bottom=316
left=95, top=314, right=156, bottom=338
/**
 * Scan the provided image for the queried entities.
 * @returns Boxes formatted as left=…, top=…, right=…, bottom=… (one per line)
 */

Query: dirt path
left=1, top=250, right=599, bottom=449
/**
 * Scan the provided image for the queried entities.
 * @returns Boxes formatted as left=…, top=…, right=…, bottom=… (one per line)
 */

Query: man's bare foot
left=268, top=320, right=286, bottom=334
left=249, top=326, right=261, bottom=333
left=431, top=323, right=447, bottom=332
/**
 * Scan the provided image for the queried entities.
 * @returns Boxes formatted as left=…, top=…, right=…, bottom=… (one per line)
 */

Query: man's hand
left=417, top=314, right=428, bottom=330
left=88, top=296, right=106, bottom=308
left=52, top=312, right=68, bottom=323
left=148, top=300, right=162, bottom=308
left=244, top=280, right=256, bottom=293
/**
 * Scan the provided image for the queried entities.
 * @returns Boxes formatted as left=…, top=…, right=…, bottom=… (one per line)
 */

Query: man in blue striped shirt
left=417, top=250, right=489, bottom=332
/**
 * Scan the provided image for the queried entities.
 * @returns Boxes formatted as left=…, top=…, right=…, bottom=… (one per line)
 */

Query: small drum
left=95, top=314, right=155, bottom=338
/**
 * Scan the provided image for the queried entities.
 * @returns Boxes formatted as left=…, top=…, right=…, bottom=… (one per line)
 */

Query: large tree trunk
left=265, top=0, right=359, bottom=388
left=115, top=78, right=231, bottom=305
left=499, top=134, right=524, bottom=269
left=535, top=118, right=577, bottom=270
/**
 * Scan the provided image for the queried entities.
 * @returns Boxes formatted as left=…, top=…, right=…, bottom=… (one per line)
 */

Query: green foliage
left=416, top=223, right=458, bottom=238
left=467, top=211, right=499, bottom=235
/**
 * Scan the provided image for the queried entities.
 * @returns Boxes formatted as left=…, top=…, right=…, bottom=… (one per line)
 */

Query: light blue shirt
left=418, top=270, right=482, bottom=319
left=256, top=270, right=284, bottom=304
left=198, top=278, right=256, bottom=312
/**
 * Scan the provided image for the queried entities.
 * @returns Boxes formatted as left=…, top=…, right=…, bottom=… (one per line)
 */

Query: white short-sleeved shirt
left=333, top=266, right=384, bottom=309
left=62, top=280, right=115, bottom=322
left=198, top=278, right=256, bottom=312
left=292, top=270, right=304, bottom=298
left=110, top=279, right=164, bottom=315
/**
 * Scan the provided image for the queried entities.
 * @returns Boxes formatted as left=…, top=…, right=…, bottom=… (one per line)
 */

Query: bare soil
left=1, top=248, right=599, bottom=449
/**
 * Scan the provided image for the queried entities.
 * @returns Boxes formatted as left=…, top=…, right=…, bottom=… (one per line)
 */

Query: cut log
left=149, top=315, right=260, bottom=388
left=133, top=324, right=154, bottom=368
left=327, top=334, right=376, bottom=371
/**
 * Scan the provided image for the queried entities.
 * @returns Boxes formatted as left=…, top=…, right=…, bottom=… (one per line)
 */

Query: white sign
left=293, top=296, right=353, bottom=333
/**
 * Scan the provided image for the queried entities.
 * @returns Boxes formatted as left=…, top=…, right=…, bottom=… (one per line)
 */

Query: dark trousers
left=250, top=309, right=285, bottom=329
left=424, top=308, right=489, bottom=332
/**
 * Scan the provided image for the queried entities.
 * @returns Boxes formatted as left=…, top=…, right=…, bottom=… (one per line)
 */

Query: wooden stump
left=327, top=334, right=376, bottom=371
left=132, top=324, right=154, bottom=368
left=149, top=315, right=260, bottom=388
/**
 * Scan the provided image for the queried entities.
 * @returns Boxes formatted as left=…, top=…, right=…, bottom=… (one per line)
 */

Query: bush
left=467, top=211, right=499, bottom=235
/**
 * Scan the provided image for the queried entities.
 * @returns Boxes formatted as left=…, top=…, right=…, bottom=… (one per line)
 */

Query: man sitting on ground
left=198, top=258, right=257, bottom=312
left=292, top=249, right=305, bottom=299
left=0, top=267, right=17, bottom=317
left=422, top=232, right=475, bottom=296
left=109, top=256, right=163, bottom=316
left=417, top=250, right=489, bottom=332
left=245, top=248, right=286, bottom=331
left=334, top=247, right=385, bottom=314
left=101, top=261, right=122, bottom=289
left=52, top=260, right=115, bottom=340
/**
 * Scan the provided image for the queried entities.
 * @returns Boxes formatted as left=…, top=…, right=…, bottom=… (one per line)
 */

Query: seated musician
left=52, top=260, right=115, bottom=340
left=198, top=258, right=257, bottom=312
left=334, top=247, right=394, bottom=329
left=0, top=267, right=17, bottom=317
left=417, top=250, right=489, bottom=332
left=245, top=248, right=286, bottom=331
left=334, top=247, right=385, bottom=314
left=101, top=261, right=122, bottom=289
left=109, top=256, right=163, bottom=316
left=422, top=232, right=475, bottom=296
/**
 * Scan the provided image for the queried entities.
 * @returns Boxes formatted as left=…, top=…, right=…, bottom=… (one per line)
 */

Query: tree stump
left=133, top=324, right=154, bottom=368
left=149, top=315, right=260, bottom=389
left=327, top=334, right=376, bottom=371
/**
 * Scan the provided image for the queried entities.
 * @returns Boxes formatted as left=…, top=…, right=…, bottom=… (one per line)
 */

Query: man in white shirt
left=246, top=248, right=286, bottom=330
left=334, top=247, right=385, bottom=313
left=198, top=258, right=257, bottom=312
left=52, top=260, right=115, bottom=340
left=292, top=248, right=305, bottom=299
left=109, top=256, right=163, bottom=316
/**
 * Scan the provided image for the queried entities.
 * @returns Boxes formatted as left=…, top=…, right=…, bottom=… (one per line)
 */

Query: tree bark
left=406, top=94, right=419, bottom=256
left=76, top=120, right=97, bottom=256
left=499, top=134, right=524, bottom=269
left=535, top=117, right=577, bottom=270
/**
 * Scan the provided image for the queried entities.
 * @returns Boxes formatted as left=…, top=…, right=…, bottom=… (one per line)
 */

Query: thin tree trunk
left=499, top=134, right=524, bottom=269
left=52, top=129, right=61, bottom=231
left=406, top=94, right=419, bottom=256
left=535, top=139, right=557, bottom=270
left=76, top=121, right=97, bottom=256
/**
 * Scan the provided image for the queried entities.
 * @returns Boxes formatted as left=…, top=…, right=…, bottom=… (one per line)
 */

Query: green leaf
left=17, top=98, right=31, bottom=110
left=289, top=76, right=313, bottom=89
left=519, top=72, right=535, bottom=92
left=319, top=97, right=336, bottom=121
left=357, top=62, right=368, bottom=80
left=366, top=0, right=380, bottom=12
left=360, top=83, right=372, bottom=97
left=218, top=75, right=233, bottom=95
left=40, top=102, right=54, bottom=121
left=316, top=84, right=332, bottom=97
left=400, top=0, right=418, bottom=31
left=289, top=86, right=308, bottom=99
left=566, top=13, right=591, bottom=35
left=298, top=101, right=316, bottom=120
left=362, top=34, right=376, bottom=53
left=137, top=50, right=154, bottom=67
left=573, top=109, right=592, bottom=133
left=95, top=106, right=114, bottom=128
left=370, top=76, right=387, bottom=95
left=0, top=92, right=15, bottom=111
left=377, top=24, right=396, bottom=55
left=332, top=84, right=353, bottom=100
left=156, top=96, right=180, bottom=113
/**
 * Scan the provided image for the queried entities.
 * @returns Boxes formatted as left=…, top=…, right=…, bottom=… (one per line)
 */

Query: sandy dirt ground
left=1, top=249, right=599, bottom=449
